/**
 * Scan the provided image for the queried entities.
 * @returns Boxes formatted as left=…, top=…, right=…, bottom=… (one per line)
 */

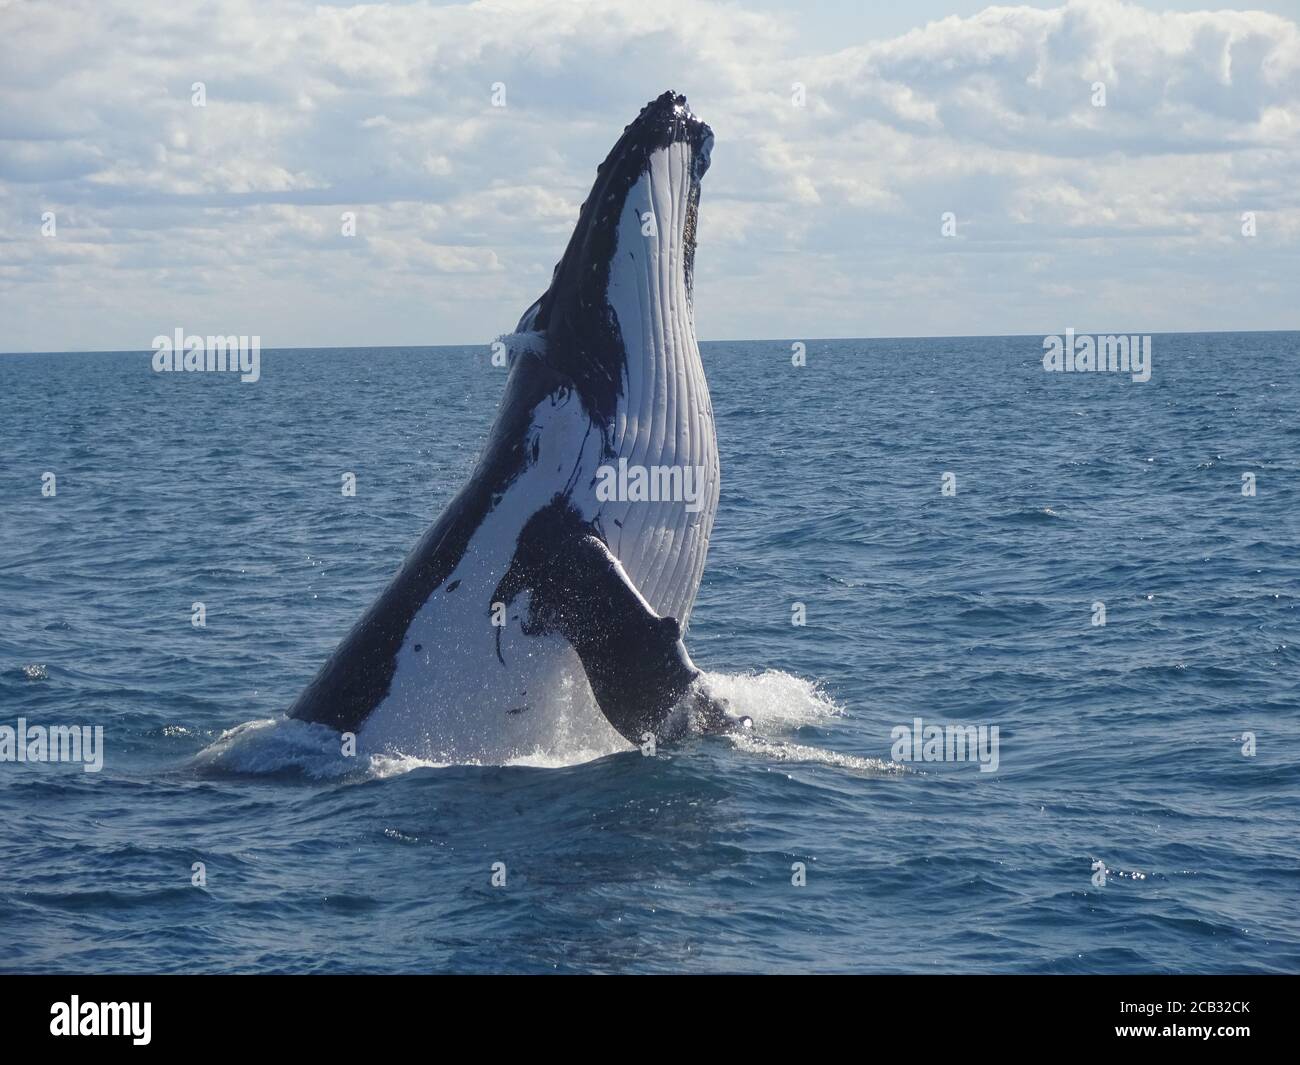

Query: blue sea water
left=0, top=333, right=1297, bottom=974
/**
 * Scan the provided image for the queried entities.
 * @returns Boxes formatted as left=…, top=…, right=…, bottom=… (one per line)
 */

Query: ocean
left=1, top=332, right=1297, bottom=974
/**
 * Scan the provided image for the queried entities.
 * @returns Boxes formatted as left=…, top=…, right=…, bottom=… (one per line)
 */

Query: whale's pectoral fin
left=545, top=533, right=701, bottom=744
left=493, top=502, right=728, bottom=744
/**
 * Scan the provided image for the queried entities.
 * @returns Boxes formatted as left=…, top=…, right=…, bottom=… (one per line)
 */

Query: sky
left=1, top=0, right=1297, bottom=352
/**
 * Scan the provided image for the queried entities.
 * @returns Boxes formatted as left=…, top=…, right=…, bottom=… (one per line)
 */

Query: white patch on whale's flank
left=357, top=383, right=626, bottom=764
left=605, top=141, right=719, bottom=627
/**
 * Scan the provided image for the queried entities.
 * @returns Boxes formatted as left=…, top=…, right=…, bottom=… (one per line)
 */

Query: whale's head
left=522, top=91, right=714, bottom=429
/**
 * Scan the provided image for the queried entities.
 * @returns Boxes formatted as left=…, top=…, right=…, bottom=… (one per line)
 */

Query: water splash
left=193, top=668, right=887, bottom=779
left=701, top=668, right=845, bottom=732
left=193, top=718, right=440, bottom=781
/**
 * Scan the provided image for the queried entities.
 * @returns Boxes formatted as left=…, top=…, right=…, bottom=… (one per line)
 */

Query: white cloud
left=0, top=0, right=1296, bottom=351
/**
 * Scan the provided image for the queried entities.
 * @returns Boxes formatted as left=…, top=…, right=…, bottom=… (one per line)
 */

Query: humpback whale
left=289, top=91, right=742, bottom=760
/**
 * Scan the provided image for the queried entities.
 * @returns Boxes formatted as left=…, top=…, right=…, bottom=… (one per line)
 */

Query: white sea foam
left=194, top=669, right=895, bottom=779
left=193, top=717, right=445, bottom=780
left=725, top=732, right=902, bottom=775
left=701, top=668, right=845, bottom=732
left=704, top=670, right=900, bottom=774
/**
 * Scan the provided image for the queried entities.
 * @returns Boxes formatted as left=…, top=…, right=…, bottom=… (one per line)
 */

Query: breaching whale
left=289, top=91, right=743, bottom=761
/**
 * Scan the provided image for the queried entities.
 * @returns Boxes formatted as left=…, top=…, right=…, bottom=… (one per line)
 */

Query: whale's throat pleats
left=600, top=140, right=719, bottom=628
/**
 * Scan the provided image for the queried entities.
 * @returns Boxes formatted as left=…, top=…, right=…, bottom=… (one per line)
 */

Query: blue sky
left=2, top=0, right=1297, bottom=352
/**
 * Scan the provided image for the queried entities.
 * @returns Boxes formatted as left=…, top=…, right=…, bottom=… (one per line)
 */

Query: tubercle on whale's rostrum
left=527, top=91, right=713, bottom=432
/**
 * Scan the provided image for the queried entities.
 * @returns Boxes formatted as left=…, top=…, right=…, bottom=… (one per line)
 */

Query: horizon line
left=3, top=326, right=1297, bottom=358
